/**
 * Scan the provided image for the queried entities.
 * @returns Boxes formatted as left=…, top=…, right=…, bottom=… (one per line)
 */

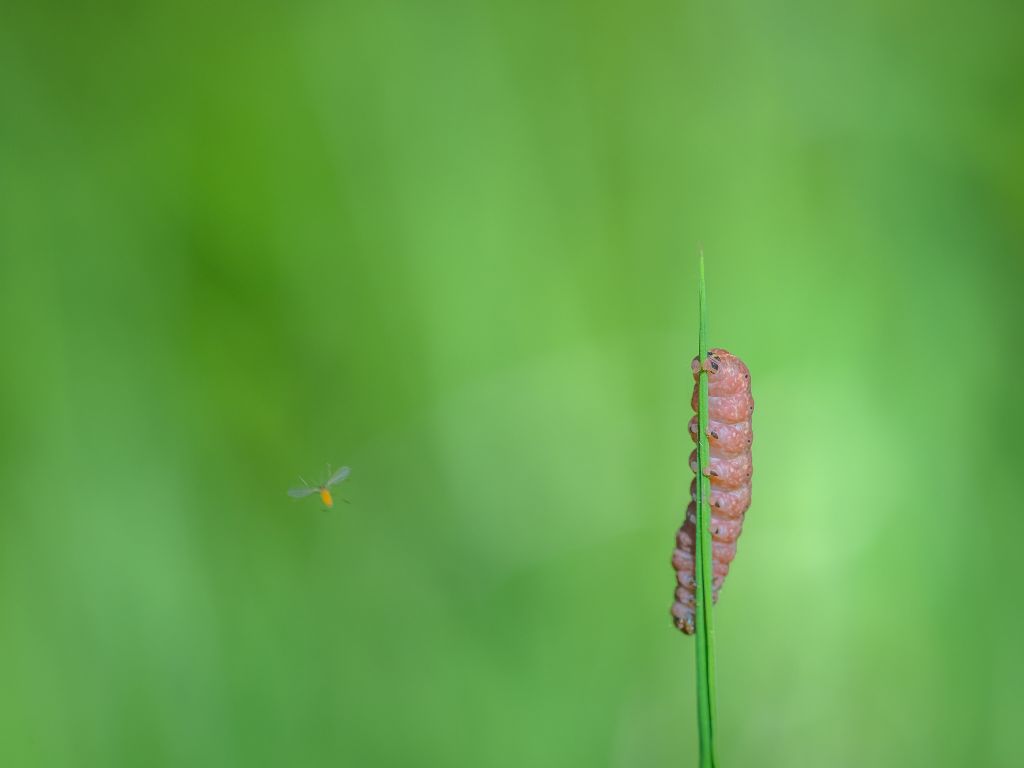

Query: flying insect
left=288, top=465, right=351, bottom=508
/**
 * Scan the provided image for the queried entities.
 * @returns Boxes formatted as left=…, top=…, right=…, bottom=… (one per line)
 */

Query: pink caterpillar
left=671, top=348, right=753, bottom=634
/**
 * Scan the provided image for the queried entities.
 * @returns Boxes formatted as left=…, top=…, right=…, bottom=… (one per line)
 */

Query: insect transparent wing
left=327, top=465, right=350, bottom=486
left=287, top=487, right=318, bottom=498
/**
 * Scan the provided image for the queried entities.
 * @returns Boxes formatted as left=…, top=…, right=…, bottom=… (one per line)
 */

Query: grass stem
left=694, top=252, right=718, bottom=767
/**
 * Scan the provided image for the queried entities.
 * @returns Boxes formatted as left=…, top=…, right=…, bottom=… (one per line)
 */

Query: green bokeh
left=2, top=2, right=1022, bottom=766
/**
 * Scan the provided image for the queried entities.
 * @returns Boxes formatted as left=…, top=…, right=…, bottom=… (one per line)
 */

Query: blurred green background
left=2, top=1, right=1022, bottom=766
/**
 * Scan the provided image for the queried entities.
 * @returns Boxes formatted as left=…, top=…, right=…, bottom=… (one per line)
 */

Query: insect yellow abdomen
left=320, top=488, right=333, bottom=508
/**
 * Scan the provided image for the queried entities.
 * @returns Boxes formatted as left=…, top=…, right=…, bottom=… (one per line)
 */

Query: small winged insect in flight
left=288, top=465, right=351, bottom=509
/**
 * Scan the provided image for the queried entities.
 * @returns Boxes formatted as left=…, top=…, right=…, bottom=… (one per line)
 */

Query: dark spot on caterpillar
left=711, top=430, right=719, bottom=439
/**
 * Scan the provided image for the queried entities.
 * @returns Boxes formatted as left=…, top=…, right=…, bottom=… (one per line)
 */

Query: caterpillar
left=671, top=348, right=753, bottom=634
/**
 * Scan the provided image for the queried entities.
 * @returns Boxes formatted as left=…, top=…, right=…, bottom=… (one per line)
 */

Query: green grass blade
left=694, top=253, right=718, bottom=767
